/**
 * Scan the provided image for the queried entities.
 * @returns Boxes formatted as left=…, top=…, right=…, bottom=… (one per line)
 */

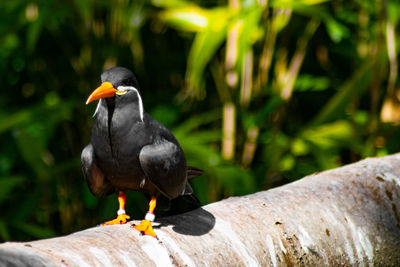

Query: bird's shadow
left=154, top=208, right=215, bottom=236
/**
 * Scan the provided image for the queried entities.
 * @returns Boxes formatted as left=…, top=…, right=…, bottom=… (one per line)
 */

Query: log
left=1, top=154, right=400, bottom=266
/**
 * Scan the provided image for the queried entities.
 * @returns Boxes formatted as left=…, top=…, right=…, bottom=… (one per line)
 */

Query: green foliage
left=0, top=0, right=399, bottom=241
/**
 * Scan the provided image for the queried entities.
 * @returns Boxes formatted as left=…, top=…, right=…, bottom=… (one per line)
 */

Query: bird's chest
left=91, top=113, right=153, bottom=180
left=111, top=121, right=151, bottom=161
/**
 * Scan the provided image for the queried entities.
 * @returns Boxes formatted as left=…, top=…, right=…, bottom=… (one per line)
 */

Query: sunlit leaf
left=294, top=74, right=330, bottom=92
left=151, top=0, right=190, bottom=8
left=160, top=6, right=209, bottom=32
left=271, top=0, right=330, bottom=6
left=301, top=120, right=353, bottom=149
left=272, top=8, right=293, bottom=33
left=291, top=138, right=309, bottom=156
left=184, top=8, right=234, bottom=97
left=388, top=1, right=400, bottom=24
left=280, top=154, right=295, bottom=171
left=237, top=5, right=262, bottom=86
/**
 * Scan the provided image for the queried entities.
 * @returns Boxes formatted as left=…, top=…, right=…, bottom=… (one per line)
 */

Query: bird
left=81, top=66, right=203, bottom=237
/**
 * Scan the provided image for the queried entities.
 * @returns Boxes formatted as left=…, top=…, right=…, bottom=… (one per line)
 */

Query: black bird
left=81, top=66, right=203, bottom=237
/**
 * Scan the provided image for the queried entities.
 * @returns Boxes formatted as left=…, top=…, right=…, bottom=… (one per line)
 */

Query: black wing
left=139, top=138, right=186, bottom=199
left=81, top=144, right=115, bottom=197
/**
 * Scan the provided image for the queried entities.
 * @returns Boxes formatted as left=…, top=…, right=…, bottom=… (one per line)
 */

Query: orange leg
left=133, top=196, right=157, bottom=237
left=102, top=191, right=131, bottom=225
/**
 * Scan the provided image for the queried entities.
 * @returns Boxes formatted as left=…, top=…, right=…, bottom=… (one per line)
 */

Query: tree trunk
left=1, top=154, right=400, bottom=266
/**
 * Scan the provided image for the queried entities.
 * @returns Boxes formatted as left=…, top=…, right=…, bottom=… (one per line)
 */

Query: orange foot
left=101, top=214, right=131, bottom=225
left=133, top=220, right=157, bottom=238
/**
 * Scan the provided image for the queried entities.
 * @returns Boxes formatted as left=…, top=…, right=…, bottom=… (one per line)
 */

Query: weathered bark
left=1, top=154, right=400, bottom=266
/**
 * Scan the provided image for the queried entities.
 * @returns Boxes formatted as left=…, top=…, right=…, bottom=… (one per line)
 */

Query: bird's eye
left=116, top=90, right=127, bottom=95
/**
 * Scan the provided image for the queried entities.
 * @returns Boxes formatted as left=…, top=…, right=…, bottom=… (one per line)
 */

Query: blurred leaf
left=213, top=165, right=255, bottom=195
left=281, top=4, right=349, bottom=43
left=0, top=100, right=73, bottom=134
left=291, top=138, right=310, bottom=156
left=271, top=0, right=330, bottom=6
left=26, top=19, right=42, bottom=53
left=0, top=220, right=10, bottom=241
left=0, top=110, right=30, bottom=134
left=237, top=5, right=263, bottom=65
left=388, top=1, right=400, bottom=24
left=160, top=6, right=209, bottom=32
left=185, top=8, right=233, bottom=97
left=174, top=109, right=221, bottom=134
left=324, top=16, right=349, bottom=43
left=13, top=222, right=55, bottom=239
left=354, top=110, right=368, bottom=126
left=72, top=0, right=92, bottom=22
left=14, top=128, right=50, bottom=181
left=272, top=8, right=292, bottom=33
left=150, top=105, right=180, bottom=127
left=0, top=176, right=26, bottom=204
left=189, top=174, right=209, bottom=204
left=254, top=96, right=283, bottom=125
left=310, top=59, right=374, bottom=126
left=311, top=149, right=340, bottom=170
left=294, top=74, right=330, bottom=92
left=151, top=0, right=190, bottom=8
left=82, top=185, right=98, bottom=209
left=183, top=131, right=221, bottom=144
left=2, top=33, right=20, bottom=52
left=301, top=120, right=353, bottom=149
left=280, top=155, right=295, bottom=171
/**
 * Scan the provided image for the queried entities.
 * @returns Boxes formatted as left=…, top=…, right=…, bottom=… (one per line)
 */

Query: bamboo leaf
left=271, top=0, right=330, bottom=6
left=151, top=0, right=190, bottom=8
left=173, top=109, right=221, bottom=134
left=301, top=120, right=353, bottom=149
left=160, top=6, right=209, bottom=32
left=185, top=9, right=233, bottom=97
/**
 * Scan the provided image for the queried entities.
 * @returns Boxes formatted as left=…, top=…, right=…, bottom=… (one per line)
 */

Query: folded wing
left=139, top=138, right=187, bottom=199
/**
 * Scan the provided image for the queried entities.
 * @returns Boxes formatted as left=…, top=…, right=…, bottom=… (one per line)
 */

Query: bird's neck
left=117, top=86, right=144, bottom=122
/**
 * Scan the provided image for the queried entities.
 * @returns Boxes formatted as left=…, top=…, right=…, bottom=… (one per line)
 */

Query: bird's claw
left=101, top=214, right=131, bottom=225
left=133, top=220, right=157, bottom=238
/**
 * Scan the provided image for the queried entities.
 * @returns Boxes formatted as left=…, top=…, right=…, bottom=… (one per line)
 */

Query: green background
left=1, top=0, right=399, bottom=241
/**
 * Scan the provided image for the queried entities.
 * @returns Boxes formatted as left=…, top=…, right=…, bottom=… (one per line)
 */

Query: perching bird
left=81, top=66, right=203, bottom=237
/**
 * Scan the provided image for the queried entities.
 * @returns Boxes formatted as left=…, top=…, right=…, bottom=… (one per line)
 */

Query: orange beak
left=86, top=82, right=118, bottom=104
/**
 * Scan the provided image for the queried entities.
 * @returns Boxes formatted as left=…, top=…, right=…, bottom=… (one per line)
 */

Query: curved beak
left=86, top=82, right=117, bottom=104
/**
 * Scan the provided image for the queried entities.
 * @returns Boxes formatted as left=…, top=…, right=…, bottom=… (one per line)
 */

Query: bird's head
left=86, top=66, right=144, bottom=120
left=86, top=66, right=140, bottom=104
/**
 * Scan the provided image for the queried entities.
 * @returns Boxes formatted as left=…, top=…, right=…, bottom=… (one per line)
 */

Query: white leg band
left=145, top=212, right=155, bottom=222
left=117, top=209, right=126, bottom=215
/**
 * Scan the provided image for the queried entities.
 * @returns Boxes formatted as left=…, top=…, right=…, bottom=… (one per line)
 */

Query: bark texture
left=1, top=154, right=400, bottom=266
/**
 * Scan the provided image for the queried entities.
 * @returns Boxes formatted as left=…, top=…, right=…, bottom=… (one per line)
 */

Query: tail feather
left=186, top=166, right=204, bottom=179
